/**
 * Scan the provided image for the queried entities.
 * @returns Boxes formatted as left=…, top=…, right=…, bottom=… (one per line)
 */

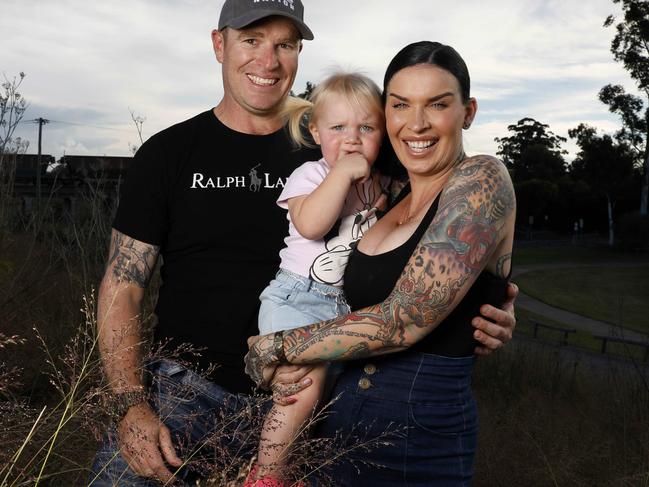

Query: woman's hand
left=472, top=282, right=518, bottom=355
left=244, top=334, right=278, bottom=388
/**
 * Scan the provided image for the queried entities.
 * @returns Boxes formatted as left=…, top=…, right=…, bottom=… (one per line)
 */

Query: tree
left=569, top=123, right=637, bottom=245
left=0, top=72, right=29, bottom=160
left=127, top=109, right=146, bottom=155
left=0, top=72, right=29, bottom=237
left=513, top=178, right=558, bottom=228
left=494, top=117, right=567, bottom=182
left=601, top=0, right=649, bottom=214
left=293, top=81, right=316, bottom=100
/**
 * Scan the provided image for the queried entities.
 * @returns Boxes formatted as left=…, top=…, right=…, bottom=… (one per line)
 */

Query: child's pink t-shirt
left=277, top=158, right=389, bottom=287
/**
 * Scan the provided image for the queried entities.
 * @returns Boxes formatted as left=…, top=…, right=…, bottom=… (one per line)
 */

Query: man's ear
left=212, top=29, right=226, bottom=64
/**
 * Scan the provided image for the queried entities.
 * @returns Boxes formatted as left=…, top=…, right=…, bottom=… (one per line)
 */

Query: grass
left=516, top=266, right=649, bottom=334
left=474, top=340, right=649, bottom=487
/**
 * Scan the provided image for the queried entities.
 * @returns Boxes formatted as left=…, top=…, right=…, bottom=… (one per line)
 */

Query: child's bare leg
left=256, top=363, right=328, bottom=478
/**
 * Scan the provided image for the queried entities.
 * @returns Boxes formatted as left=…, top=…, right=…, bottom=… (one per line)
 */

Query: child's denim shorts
left=258, top=268, right=351, bottom=334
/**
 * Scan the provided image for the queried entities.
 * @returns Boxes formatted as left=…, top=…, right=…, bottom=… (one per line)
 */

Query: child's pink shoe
left=243, top=464, right=304, bottom=487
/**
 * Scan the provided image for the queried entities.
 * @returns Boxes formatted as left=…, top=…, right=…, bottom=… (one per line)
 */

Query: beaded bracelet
left=273, top=330, right=288, bottom=364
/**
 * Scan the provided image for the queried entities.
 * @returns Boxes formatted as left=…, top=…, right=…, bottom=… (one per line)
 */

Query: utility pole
left=35, top=117, right=49, bottom=214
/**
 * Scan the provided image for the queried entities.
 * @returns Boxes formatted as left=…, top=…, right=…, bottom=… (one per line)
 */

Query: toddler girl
left=248, top=72, right=390, bottom=486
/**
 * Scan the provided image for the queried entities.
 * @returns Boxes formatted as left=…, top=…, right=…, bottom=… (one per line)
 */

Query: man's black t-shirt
left=114, top=110, right=320, bottom=393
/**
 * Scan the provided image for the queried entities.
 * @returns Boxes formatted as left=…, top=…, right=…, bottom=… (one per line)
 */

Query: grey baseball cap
left=219, top=0, right=314, bottom=40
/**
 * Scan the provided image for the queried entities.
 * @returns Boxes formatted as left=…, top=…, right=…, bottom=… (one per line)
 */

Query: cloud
left=1, top=0, right=636, bottom=160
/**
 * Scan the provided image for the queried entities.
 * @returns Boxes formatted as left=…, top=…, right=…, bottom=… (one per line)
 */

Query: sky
left=1, top=0, right=639, bottom=162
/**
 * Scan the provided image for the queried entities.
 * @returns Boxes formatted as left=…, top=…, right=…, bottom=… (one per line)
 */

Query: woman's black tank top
left=343, top=187, right=510, bottom=357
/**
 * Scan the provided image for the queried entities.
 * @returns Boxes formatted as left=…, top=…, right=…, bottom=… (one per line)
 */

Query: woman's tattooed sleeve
left=106, top=230, right=160, bottom=288
left=279, top=155, right=516, bottom=364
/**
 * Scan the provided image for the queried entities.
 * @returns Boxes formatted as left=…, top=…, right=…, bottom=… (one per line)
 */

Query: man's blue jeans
left=88, top=359, right=259, bottom=486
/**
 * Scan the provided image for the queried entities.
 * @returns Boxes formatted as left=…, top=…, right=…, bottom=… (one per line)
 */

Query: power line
left=20, top=118, right=134, bottom=133
left=49, top=119, right=134, bottom=133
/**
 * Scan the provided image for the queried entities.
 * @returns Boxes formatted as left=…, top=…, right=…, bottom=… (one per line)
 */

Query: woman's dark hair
left=382, top=41, right=471, bottom=104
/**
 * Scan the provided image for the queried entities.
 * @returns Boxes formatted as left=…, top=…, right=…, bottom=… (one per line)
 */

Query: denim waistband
left=277, top=268, right=347, bottom=301
left=344, top=350, right=476, bottom=405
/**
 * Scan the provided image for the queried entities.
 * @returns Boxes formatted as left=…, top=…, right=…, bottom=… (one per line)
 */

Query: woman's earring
left=463, top=121, right=471, bottom=130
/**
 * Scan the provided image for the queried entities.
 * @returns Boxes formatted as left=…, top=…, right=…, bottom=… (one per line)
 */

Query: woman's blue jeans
left=316, top=351, right=478, bottom=486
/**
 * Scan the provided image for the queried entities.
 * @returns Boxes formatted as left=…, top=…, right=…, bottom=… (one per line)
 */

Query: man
left=89, top=1, right=517, bottom=485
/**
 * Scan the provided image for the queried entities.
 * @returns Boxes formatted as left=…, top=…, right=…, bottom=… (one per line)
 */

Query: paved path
left=512, top=262, right=649, bottom=343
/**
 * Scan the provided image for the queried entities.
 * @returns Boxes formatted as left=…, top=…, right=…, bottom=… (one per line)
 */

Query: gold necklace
left=397, top=194, right=434, bottom=226
left=397, top=151, right=467, bottom=226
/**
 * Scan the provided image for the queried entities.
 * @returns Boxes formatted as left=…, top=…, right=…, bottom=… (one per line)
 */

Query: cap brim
left=222, top=10, right=314, bottom=40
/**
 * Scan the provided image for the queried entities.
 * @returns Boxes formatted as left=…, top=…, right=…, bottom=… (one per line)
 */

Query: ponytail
left=280, top=96, right=315, bottom=147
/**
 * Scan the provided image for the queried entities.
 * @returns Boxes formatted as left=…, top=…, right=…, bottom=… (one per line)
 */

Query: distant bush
left=617, top=211, right=649, bottom=251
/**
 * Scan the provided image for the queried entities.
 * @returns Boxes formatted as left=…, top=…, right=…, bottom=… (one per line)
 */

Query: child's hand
left=334, top=152, right=371, bottom=183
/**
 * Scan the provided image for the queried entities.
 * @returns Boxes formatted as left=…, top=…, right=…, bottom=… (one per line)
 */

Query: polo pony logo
left=249, top=164, right=262, bottom=192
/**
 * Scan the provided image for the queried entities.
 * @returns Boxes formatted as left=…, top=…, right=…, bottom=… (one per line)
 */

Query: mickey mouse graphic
left=309, top=181, right=388, bottom=286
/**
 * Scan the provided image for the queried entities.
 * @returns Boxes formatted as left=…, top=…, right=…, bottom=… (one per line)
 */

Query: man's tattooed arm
left=98, top=230, right=160, bottom=392
left=107, top=230, right=160, bottom=288
left=246, top=156, right=515, bottom=386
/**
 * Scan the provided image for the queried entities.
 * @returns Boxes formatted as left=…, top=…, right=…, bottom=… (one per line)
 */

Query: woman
left=245, top=41, right=516, bottom=486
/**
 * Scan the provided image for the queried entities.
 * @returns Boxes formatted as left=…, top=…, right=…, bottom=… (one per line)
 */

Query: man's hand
left=117, top=403, right=182, bottom=482
left=270, top=365, right=314, bottom=406
left=472, top=282, right=518, bottom=356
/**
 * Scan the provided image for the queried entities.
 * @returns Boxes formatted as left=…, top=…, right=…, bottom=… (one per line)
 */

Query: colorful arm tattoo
left=245, top=155, right=515, bottom=384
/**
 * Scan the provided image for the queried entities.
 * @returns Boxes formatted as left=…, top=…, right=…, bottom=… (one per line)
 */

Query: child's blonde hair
left=281, top=72, right=384, bottom=147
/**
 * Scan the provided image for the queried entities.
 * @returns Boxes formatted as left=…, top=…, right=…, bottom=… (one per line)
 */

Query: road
left=512, top=262, right=649, bottom=342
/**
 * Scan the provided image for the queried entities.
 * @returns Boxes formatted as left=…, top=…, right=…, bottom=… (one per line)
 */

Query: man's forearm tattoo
left=281, top=156, right=515, bottom=363
left=108, top=231, right=159, bottom=288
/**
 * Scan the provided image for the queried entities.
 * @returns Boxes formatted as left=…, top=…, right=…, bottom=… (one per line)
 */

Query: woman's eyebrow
left=388, top=92, right=455, bottom=103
